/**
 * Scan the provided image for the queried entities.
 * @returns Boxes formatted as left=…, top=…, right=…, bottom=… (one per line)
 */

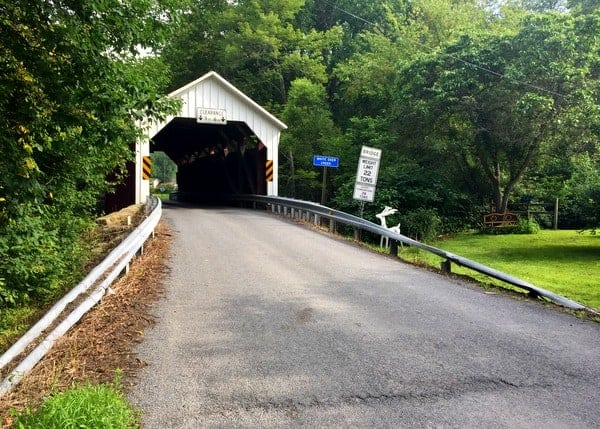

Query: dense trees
left=279, top=78, right=341, bottom=200
left=394, top=12, right=599, bottom=213
left=162, top=0, right=342, bottom=106
left=0, top=0, right=186, bottom=305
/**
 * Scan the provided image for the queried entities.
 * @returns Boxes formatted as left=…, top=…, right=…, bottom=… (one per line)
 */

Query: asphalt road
left=128, top=205, right=600, bottom=428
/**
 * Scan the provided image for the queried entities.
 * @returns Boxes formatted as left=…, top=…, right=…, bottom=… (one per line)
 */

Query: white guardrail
left=0, top=197, right=162, bottom=397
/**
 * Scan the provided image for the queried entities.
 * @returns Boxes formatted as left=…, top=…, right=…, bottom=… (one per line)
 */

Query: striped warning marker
left=142, top=156, right=152, bottom=180
left=265, top=159, right=273, bottom=182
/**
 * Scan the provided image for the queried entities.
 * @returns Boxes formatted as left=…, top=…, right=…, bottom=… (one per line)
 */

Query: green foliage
left=151, top=151, right=177, bottom=183
left=0, top=0, right=186, bottom=306
left=151, top=182, right=178, bottom=196
left=0, top=305, right=37, bottom=354
left=559, top=152, right=600, bottom=228
left=279, top=78, right=341, bottom=200
left=163, top=0, right=342, bottom=105
left=515, top=218, right=541, bottom=234
left=400, top=208, right=442, bottom=242
left=0, top=205, right=92, bottom=306
left=11, top=379, right=139, bottom=429
left=393, top=11, right=599, bottom=214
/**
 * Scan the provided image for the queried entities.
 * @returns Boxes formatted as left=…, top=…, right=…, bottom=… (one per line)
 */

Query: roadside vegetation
left=9, top=374, right=138, bottom=429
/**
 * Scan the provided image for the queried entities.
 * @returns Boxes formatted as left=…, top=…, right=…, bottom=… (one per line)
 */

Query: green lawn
left=399, top=230, right=600, bottom=311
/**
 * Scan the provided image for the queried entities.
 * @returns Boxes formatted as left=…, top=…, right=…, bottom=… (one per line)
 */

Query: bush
left=0, top=205, right=91, bottom=307
left=558, top=153, right=600, bottom=229
left=400, top=208, right=442, bottom=242
left=151, top=182, right=177, bottom=195
left=515, top=217, right=540, bottom=234
left=11, top=382, right=139, bottom=429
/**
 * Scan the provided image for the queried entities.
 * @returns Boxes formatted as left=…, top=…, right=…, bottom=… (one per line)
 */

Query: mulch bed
left=0, top=221, right=172, bottom=427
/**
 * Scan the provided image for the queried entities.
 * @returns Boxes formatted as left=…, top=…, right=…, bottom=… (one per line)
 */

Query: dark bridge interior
left=151, top=118, right=267, bottom=203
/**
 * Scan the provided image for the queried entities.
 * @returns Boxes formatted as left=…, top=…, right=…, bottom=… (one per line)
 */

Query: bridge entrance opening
left=151, top=117, right=267, bottom=203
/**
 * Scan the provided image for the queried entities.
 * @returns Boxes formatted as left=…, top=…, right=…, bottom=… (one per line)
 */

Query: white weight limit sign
left=353, top=145, right=382, bottom=202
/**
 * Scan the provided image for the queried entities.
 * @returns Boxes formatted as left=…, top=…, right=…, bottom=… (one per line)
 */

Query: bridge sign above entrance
left=197, top=107, right=227, bottom=125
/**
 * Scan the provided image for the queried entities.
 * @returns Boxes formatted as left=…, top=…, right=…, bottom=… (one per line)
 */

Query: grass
left=398, top=230, right=600, bottom=311
left=9, top=374, right=139, bottom=428
left=153, top=193, right=170, bottom=201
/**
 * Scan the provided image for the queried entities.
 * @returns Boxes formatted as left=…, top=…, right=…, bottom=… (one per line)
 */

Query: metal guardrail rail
left=230, top=194, right=588, bottom=312
left=0, top=197, right=162, bottom=397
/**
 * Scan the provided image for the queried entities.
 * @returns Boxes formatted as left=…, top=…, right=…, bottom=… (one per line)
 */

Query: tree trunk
left=492, top=161, right=503, bottom=212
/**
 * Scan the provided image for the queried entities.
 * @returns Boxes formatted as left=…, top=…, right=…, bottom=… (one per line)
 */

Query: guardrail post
left=329, top=219, right=336, bottom=233
left=390, top=240, right=398, bottom=256
left=441, top=260, right=451, bottom=273
left=353, top=227, right=361, bottom=241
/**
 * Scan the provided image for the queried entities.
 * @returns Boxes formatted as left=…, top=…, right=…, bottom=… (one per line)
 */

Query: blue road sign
left=313, top=155, right=339, bottom=168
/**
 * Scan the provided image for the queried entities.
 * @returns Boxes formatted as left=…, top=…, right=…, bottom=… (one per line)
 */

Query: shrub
left=515, top=217, right=540, bottom=234
left=0, top=205, right=91, bottom=307
left=401, top=208, right=442, bottom=242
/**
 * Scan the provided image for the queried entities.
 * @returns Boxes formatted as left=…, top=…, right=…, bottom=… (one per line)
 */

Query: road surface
left=129, top=205, right=600, bottom=428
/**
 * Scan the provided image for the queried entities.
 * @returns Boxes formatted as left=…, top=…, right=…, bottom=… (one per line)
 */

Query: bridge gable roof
left=170, top=71, right=286, bottom=130
left=147, top=71, right=286, bottom=142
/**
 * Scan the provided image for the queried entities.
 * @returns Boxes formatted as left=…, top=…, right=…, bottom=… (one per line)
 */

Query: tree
left=559, top=152, right=600, bottom=228
left=162, top=0, right=342, bottom=106
left=279, top=78, right=341, bottom=201
left=0, top=0, right=186, bottom=305
left=393, top=11, right=599, bottom=213
left=151, top=151, right=178, bottom=183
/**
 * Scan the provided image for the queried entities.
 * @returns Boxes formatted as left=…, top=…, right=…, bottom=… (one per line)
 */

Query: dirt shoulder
left=0, top=221, right=172, bottom=426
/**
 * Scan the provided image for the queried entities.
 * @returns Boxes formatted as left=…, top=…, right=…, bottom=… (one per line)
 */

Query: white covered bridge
left=107, top=71, right=287, bottom=210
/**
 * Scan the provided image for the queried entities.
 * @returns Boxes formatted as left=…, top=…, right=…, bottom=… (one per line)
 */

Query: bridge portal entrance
left=126, top=71, right=286, bottom=206
left=152, top=118, right=267, bottom=202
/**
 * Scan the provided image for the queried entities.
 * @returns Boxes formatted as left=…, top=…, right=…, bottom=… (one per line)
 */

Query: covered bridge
left=107, top=71, right=287, bottom=210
